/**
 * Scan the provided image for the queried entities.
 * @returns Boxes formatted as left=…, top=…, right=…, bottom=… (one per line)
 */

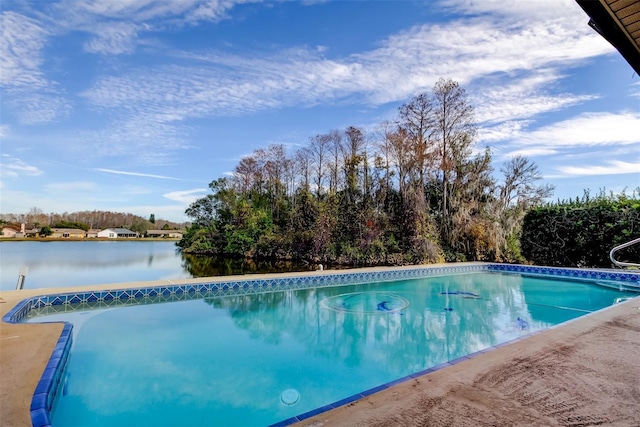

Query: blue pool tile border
left=27, top=323, right=73, bottom=427
left=2, top=263, right=639, bottom=427
left=3, top=264, right=492, bottom=322
left=4, top=264, right=638, bottom=324
left=487, top=263, right=639, bottom=286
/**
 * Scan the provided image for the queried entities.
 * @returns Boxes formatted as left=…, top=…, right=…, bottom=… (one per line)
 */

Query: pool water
left=27, top=272, right=637, bottom=427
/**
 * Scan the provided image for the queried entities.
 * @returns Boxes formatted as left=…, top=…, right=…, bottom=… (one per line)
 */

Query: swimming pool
left=4, top=264, right=639, bottom=427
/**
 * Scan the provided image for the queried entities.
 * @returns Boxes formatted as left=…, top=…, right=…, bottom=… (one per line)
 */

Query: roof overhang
left=576, top=0, right=640, bottom=74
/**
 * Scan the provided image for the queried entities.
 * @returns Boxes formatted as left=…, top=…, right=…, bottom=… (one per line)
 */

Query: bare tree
left=233, top=156, right=259, bottom=195
left=373, top=120, right=396, bottom=196
left=309, top=133, right=332, bottom=197
left=385, top=127, right=414, bottom=198
left=498, top=155, right=554, bottom=212
left=397, top=92, right=436, bottom=186
left=327, top=129, right=343, bottom=194
left=294, top=147, right=312, bottom=193
left=432, top=78, right=477, bottom=221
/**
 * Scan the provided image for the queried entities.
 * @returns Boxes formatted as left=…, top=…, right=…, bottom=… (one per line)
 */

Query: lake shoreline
left=0, top=240, right=316, bottom=291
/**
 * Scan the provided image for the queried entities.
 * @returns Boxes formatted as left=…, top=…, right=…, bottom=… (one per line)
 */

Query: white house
left=97, top=228, right=139, bottom=238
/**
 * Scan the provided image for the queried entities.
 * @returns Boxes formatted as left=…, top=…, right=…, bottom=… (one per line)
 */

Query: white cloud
left=478, top=120, right=531, bottom=144
left=0, top=155, right=44, bottom=177
left=440, top=0, right=586, bottom=21
left=556, top=161, right=640, bottom=177
left=185, top=0, right=253, bottom=23
left=95, top=168, right=182, bottom=180
left=516, top=112, right=640, bottom=148
left=69, top=0, right=185, bottom=19
left=51, top=0, right=262, bottom=56
left=4, top=0, right=625, bottom=171
left=71, top=3, right=618, bottom=169
left=9, top=92, right=71, bottom=125
left=81, top=7, right=613, bottom=129
left=630, top=82, right=640, bottom=99
left=66, top=113, right=191, bottom=165
left=84, top=22, right=138, bottom=55
left=0, top=11, right=71, bottom=124
left=66, top=0, right=243, bottom=23
left=502, top=147, right=559, bottom=158
left=472, top=70, right=599, bottom=126
left=0, top=125, right=8, bottom=138
left=163, top=189, right=208, bottom=204
left=0, top=11, right=49, bottom=88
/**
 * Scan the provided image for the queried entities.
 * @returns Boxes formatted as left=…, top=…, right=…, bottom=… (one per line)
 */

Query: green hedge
left=520, top=194, right=640, bottom=268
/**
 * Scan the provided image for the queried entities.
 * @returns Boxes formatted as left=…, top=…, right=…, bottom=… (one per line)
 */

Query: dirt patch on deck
left=300, top=301, right=640, bottom=427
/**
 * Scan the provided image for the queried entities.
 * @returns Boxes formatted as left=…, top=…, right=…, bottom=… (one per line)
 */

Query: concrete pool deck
left=1, top=270, right=639, bottom=427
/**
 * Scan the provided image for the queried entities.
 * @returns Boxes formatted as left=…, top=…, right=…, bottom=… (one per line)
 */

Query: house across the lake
left=86, top=229, right=101, bottom=238
left=146, top=230, right=183, bottom=239
left=97, top=228, right=139, bottom=238
left=1, top=223, right=26, bottom=238
left=50, top=228, right=86, bottom=239
left=1, top=224, right=142, bottom=239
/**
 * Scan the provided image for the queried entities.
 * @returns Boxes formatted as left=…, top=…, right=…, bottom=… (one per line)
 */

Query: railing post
left=16, top=265, right=29, bottom=290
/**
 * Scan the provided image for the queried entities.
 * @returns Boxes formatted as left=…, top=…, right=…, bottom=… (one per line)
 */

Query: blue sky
left=1, top=0, right=639, bottom=222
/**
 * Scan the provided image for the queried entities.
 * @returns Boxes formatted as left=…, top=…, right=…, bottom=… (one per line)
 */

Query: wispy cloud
left=630, top=82, right=640, bottom=99
left=0, top=11, right=49, bottom=88
left=163, top=189, right=208, bottom=204
left=556, top=161, right=640, bottom=177
left=1, top=11, right=70, bottom=123
left=515, top=112, right=640, bottom=148
left=440, top=0, right=591, bottom=21
left=52, top=0, right=262, bottom=55
left=0, top=155, right=44, bottom=177
left=472, top=70, right=598, bottom=126
left=95, top=168, right=182, bottom=180
left=79, top=0, right=613, bottom=144
left=501, top=147, right=559, bottom=158
left=64, top=0, right=249, bottom=24
left=84, top=22, right=139, bottom=55
left=8, top=92, right=71, bottom=125
left=75, top=113, right=191, bottom=165
left=1, top=0, right=625, bottom=170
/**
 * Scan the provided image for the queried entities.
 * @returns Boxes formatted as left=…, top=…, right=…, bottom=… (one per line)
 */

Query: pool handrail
left=609, top=237, right=640, bottom=268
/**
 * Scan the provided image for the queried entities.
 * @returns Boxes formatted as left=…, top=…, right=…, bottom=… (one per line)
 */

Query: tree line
left=179, top=78, right=553, bottom=265
left=0, top=208, right=186, bottom=235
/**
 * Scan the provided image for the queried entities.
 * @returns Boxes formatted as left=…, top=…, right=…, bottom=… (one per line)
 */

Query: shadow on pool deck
left=1, top=274, right=639, bottom=427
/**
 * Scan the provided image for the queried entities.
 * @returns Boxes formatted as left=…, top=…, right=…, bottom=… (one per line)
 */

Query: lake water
left=0, top=241, right=313, bottom=291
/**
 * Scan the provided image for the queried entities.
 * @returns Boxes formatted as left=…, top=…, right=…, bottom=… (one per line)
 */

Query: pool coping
left=1, top=262, right=638, bottom=427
